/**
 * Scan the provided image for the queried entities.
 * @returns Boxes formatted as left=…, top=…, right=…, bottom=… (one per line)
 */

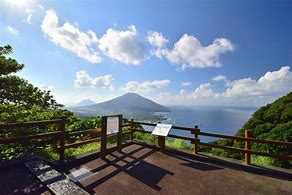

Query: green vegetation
left=0, top=45, right=103, bottom=160
left=134, top=131, right=191, bottom=151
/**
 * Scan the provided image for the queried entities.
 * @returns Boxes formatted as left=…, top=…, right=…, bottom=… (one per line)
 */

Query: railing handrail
left=1, top=119, right=291, bottom=166
left=130, top=120, right=292, bottom=164
left=131, top=120, right=292, bottom=147
left=132, top=120, right=199, bottom=132
left=0, top=119, right=132, bottom=164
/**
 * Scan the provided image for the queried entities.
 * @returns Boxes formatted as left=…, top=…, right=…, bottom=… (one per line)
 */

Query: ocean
left=142, top=106, right=257, bottom=142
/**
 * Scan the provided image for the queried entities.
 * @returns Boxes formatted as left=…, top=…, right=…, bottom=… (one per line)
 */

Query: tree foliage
left=209, top=92, right=292, bottom=168
left=0, top=45, right=61, bottom=109
left=0, top=44, right=75, bottom=160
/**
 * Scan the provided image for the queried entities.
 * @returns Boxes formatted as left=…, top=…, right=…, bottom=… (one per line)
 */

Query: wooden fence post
left=245, top=130, right=251, bottom=165
left=192, top=125, right=200, bottom=154
left=117, top=115, right=123, bottom=151
left=59, top=119, right=66, bottom=165
left=100, top=116, right=107, bottom=159
left=130, top=119, right=134, bottom=140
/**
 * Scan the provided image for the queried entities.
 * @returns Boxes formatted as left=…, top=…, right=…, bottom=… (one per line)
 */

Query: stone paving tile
left=25, top=160, right=89, bottom=195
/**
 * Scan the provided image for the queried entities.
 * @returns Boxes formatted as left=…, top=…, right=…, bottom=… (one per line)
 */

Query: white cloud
left=191, top=83, right=218, bottom=98
left=41, top=10, right=101, bottom=63
left=0, top=0, right=42, bottom=24
left=98, top=25, right=146, bottom=65
left=152, top=34, right=234, bottom=70
left=166, top=66, right=292, bottom=106
left=178, top=83, right=218, bottom=99
left=38, top=4, right=44, bottom=10
left=74, top=70, right=114, bottom=89
left=6, top=25, right=18, bottom=35
left=212, top=75, right=227, bottom=81
left=121, top=79, right=170, bottom=93
left=25, top=8, right=33, bottom=23
left=181, top=82, right=191, bottom=86
left=37, top=84, right=55, bottom=91
left=147, top=31, right=168, bottom=48
left=223, top=66, right=292, bottom=99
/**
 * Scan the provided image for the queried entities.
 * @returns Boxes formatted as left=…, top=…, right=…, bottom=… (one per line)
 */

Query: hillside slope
left=236, top=92, right=292, bottom=140
left=211, top=92, right=292, bottom=168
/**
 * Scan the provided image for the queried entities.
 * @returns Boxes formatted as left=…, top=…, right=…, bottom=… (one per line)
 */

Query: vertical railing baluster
left=130, top=119, right=134, bottom=140
left=192, top=125, right=200, bottom=154
left=100, top=116, right=107, bottom=159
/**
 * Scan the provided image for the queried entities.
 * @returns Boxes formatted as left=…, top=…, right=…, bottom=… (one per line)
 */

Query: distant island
left=68, top=93, right=170, bottom=120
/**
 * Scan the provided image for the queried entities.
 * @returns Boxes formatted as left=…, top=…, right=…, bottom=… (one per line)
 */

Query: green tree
left=0, top=45, right=76, bottom=160
left=0, top=45, right=60, bottom=109
left=214, top=92, right=292, bottom=168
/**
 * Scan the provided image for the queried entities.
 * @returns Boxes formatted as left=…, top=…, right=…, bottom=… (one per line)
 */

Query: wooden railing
left=0, top=119, right=131, bottom=164
left=129, top=120, right=292, bottom=165
left=1, top=119, right=291, bottom=166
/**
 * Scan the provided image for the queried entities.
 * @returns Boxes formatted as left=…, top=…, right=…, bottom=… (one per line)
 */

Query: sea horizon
left=143, top=105, right=257, bottom=142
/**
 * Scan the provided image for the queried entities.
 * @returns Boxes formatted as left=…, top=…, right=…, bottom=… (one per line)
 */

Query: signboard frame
left=100, top=114, right=123, bottom=158
left=106, top=115, right=120, bottom=135
left=151, top=123, right=172, bottom=137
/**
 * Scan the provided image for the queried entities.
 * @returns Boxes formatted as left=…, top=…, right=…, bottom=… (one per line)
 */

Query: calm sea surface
left=143, top=106, right=257, bottom=142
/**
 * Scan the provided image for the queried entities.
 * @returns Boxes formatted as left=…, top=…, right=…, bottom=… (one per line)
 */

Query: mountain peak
left=123, top=92, right=142, bottom=97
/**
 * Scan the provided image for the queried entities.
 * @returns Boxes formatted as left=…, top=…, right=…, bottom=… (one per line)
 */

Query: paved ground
left=0, top=164, right=51, bottom=195
left=64, top=143, right=292, bottom=195
left=0, top=143, right=291, bottom=195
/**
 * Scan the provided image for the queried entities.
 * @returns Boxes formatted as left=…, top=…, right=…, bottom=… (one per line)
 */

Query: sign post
left=151, top=123, right=172, bottom=153
left=100, top=115, right=123, bottom=158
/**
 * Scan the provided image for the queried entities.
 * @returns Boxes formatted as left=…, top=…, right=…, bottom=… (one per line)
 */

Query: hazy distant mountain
left=77, top=99, right=96, bottom=106
left=69, top=93, right=169, bottom=119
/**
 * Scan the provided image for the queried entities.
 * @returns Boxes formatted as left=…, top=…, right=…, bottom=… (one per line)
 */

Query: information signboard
left=106, top=116, right=119, bottom=135
left=151, top=124, right=172, bottom=137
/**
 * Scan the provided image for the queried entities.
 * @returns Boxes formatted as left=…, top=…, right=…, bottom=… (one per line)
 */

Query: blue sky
left=0, top=0, right=291, bottom=106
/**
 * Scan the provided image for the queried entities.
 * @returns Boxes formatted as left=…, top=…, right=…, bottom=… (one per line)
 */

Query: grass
left=166, top=138, right=191, bottom=150
left=134, top=131, right=191, bottom=151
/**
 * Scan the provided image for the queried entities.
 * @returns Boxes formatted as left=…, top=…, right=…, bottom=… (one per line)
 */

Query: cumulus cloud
left=41, top=10, right=101, bottom=63
left=172, top=66, right=292, bottom=106
left=152, top=34, right=234, bottom=70
left=223, top=66, right=292, bottom=99
left=121, top=79, right=170, bottom=93
left=98, top=25, right=146, bottom=65
left=147, top=31, right=168, bottom=48
left=212, top=75, right=227, bottom=81
left=181, top=82, right=191, bottom=86
left=192, top=83, right=218, bottom=98
left=74, top=70, right=114, bottom=89
left=6, top=25, right=18, bottom=35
